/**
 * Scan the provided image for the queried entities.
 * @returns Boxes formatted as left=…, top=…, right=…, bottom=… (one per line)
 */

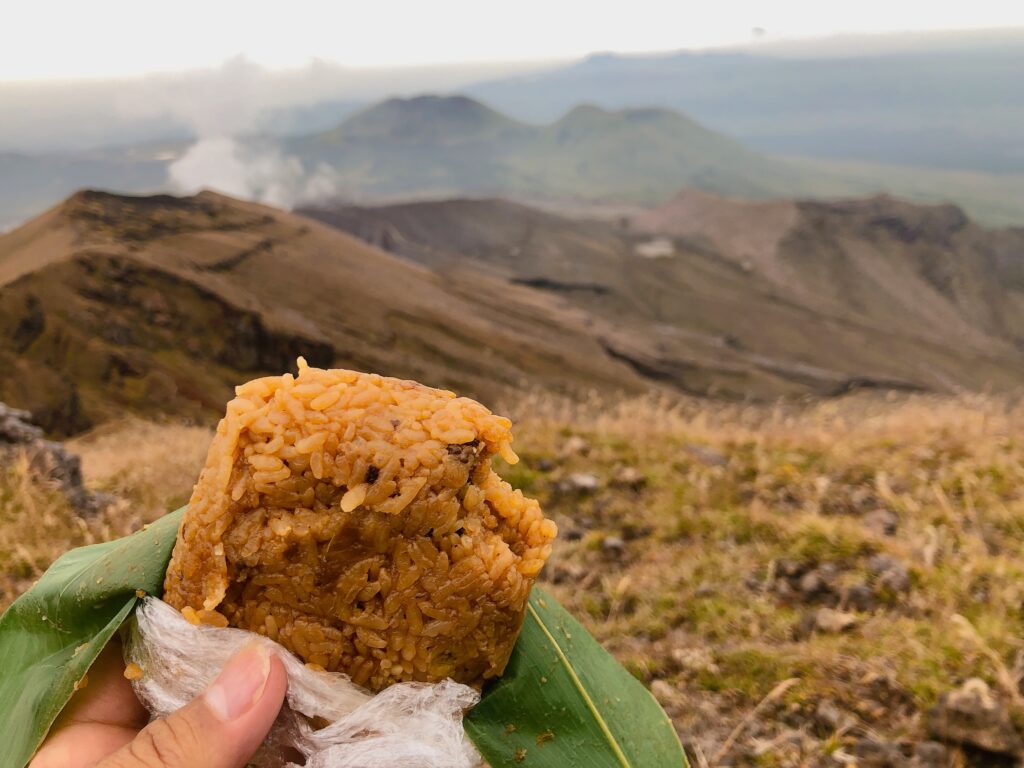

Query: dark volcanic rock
left=0, top=401, right=109, bottom=515
left=0, top=402, right=43, bottom=443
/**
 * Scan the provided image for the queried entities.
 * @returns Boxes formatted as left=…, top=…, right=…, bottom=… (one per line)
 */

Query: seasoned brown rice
left=163, top=359, right=556, bottom=690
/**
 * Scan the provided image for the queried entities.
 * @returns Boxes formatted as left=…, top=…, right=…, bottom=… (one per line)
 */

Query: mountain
left=300, top=192, right=1024, bottom=399
left=285, top=95, right=809, bottom=203
left=5, top=187, right=1024, bottom=438
left=468, top=29, right=1024, bottom=174
left=0, top=190, right=647, bottom=435
left=6, top=94, right=1024, bottom=236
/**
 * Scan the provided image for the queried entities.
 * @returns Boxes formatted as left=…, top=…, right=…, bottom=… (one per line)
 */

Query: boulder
left=927, top=678, right=1024, bottom=756
left=0, top=401, right=109, bottom=515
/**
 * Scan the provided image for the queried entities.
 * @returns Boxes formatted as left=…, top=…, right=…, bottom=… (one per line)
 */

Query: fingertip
left=261, top=652, right=288, bottom=712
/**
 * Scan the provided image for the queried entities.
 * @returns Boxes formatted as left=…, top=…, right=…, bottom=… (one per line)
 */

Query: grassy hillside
left=0, top=190, right=645, bottom=434
left=6, top=187, right=1023, bottom=440
left=7, top=390, right=1024, bottom=764
left=287, top=95, right=814, bottom=204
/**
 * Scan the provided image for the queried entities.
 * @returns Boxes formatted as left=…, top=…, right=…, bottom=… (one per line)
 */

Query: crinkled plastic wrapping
left=123, top=598, right=484, bottom=768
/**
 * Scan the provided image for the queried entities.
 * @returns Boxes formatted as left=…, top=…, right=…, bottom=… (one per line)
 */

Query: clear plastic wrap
left=123, top=598, right=484, bottom=767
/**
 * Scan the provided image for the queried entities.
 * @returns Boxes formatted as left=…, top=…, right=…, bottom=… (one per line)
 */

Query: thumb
left=100, top=642, right=287, bottom=768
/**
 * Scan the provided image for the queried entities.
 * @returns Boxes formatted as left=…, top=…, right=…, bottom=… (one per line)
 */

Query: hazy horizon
left=3, top=21, right=1023, bottom=231
left=3, top=23, right=1024, bottom=86
left=4, top=0, right=1024, bottom=83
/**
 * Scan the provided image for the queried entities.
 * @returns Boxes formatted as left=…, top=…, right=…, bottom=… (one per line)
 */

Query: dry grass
left=66, top=417, right=211, bottom=518
left=0, top=419, right=210, bottom=610
left=5, top=391, right=1024, bottom=764
left=501, top=390, right=1024, bottom=764
left=0, top=451, right=147, bottom=608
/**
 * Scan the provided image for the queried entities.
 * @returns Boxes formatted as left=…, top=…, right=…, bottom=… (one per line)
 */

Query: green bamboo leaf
left=0, top=507, right=183, bottom=768
left=1, top=512, right=685, bottom=768
left=465, top=586, right=687, bottom=767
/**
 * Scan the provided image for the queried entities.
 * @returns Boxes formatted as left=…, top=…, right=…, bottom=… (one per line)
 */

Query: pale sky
left=4, top=0, right=1024, bottom=81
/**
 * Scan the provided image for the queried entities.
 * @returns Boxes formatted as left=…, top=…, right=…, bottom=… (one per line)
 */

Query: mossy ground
left=3, top=392, right=1024, bottom=764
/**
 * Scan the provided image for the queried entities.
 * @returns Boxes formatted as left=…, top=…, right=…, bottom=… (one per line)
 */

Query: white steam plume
left=117, top=57, right=346, bottom=208
left=167, top=138, right=341, bottom=208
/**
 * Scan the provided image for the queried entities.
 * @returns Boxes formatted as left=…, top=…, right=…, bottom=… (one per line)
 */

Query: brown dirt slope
left=301, top=192, right=1024, bottom=399
left=0, top=190, right=645, bottom=435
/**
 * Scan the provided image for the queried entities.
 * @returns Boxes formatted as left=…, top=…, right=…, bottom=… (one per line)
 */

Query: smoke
left=166, top=137, right=342, bottom=208
left=116, top=57, right=349, bottom=208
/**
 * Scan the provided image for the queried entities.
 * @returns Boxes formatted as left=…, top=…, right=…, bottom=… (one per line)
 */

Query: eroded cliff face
left=0, top=252, right=333, bottom=436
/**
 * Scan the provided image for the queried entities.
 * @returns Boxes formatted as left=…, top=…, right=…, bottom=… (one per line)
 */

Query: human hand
left=31, top=639, right=287, bottom=768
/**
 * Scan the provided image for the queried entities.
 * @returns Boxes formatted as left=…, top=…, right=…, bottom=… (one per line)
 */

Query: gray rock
left=927, top=678, right=1024, bottom=756
left=560, top=472, right=600, bottom=495
left=852, top=738, right=907, bottom=767
left=846, top=583, right=876, bottom=612
left=611, top=466, right=646, bottom=490
left=799, top=570, right=825, bottom=594
left=602, top=536, right=626, bottom=557
left=869, top=554, right=911, bottom=593
left=911, top=741, right=948, bottom=767
left=799, top=569, right=834, bottom=597
left=0, top=402, right=44, bottom=443
left=0, top=401, right=108, bottom=515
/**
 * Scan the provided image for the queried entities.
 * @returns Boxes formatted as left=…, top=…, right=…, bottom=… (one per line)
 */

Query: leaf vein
left=526, top=599, right=632, bottom=768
